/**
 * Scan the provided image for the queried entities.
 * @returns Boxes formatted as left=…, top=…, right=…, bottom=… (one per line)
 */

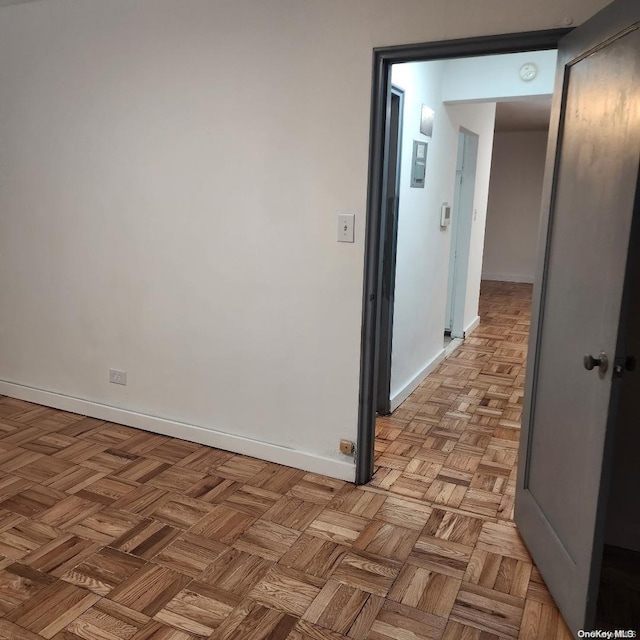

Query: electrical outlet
left=340, top=439, right=355, bottom=455
left=109, top=369, right=127, bottom=386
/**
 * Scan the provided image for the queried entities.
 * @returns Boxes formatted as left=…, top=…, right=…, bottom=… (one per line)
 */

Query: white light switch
left=338, top=214, right=355, bottom=243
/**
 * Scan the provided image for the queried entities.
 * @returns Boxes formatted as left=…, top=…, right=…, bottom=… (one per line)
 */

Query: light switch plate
left=338, top=214, right=355, bottom=243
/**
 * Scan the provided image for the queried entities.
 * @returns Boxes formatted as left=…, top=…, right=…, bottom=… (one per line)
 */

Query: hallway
left=374, top=280, right=531, bottom=514
left=0, top=281, right=571, bottom=639
left=369, top=279, right=572, bottom=639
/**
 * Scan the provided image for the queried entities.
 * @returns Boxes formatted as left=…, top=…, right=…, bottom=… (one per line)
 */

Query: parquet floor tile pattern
left=0, top=281, right=571, bottom=639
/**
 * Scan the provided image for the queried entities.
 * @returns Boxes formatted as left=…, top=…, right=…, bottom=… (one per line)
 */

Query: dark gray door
left=376, top=87, right=403, bottom=415
left=516, top=0, right=640, bottom=635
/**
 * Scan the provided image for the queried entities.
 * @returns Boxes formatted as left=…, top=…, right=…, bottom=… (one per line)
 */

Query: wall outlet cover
left=109, top=369, right=127, bottom=386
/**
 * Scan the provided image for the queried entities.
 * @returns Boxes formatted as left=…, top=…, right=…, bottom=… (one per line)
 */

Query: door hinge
left=613, top=355, right=636, bottom=378
left=613, top=358, right=625, bottom=378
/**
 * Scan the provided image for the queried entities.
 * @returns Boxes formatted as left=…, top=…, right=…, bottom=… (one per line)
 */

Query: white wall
left=0, top=0, right=611, bottom=480
left=389, top=61, right=451, bottom=405
left=442, top=50, right=558, bottom=103
left=482, top=131, right=549, bottom=283
left=389, top=60, right=497, bottom=406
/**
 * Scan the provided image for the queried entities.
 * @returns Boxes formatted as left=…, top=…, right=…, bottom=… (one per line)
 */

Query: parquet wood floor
left=0, top=281, right=572, bottom=639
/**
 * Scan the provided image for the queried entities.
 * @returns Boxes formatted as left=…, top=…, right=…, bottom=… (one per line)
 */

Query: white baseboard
left=390, top=348, right=446, bottom=413
left=482, top=273, right=534, bottom=284
left=0, top=381, right=356, bottom=482
left=464, top=315, right=481, bottom=337
left=444, top=337, right=463, bottom=358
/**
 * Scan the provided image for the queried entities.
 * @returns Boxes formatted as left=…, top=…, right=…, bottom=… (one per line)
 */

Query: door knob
left=584, top=352, right=608, bottom=373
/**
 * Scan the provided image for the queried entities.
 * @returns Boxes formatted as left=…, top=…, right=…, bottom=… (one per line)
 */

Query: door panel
left=445, top=133, right=466, bottom=333
left=528, top=29, right=640, bottom=557
left=446, top=131, right=478, bottom=339
left=516, top=1, right=640, bottom=634
left=376, top=88, right=403, bottom=415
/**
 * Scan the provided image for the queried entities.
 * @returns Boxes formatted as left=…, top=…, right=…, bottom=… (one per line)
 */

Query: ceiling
left=494, top=98, right=552, bottom=132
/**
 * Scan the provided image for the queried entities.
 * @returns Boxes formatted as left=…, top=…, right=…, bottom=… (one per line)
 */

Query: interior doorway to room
left=358, top=2, right=640, bottom=634
left=373, top=46, right=558, bottom=419
left=445, top=129, right=479, bottom=341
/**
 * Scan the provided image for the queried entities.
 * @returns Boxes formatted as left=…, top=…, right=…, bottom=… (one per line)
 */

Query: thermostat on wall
left=441, top=203, right=451, bottom=228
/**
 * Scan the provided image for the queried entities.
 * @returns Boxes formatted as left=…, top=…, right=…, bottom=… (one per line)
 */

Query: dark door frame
left=376, top=85, right=404, bottom=416
left=356, top=28, right=571, bottom=485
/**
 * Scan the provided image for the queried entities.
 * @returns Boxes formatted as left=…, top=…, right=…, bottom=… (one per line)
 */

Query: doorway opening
left=358, top=5, right=640, bottom=634
left=366, top=41, right=560, bottom=431
left=371, top=48, right=558, bottom=422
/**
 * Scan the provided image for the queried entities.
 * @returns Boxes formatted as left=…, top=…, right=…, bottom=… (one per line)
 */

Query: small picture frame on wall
left=420, top=105, right=435, bottom=137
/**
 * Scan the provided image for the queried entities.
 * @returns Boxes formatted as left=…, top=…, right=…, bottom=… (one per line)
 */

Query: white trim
left=444, top=337, right=464, bottom=358
left=464, top=315, right=481, bottom=337
left=0, top=381, right=356, bottom=482
left=481, top=272, right=534, bottom=283
left=390, top=348, right=446, bottom=412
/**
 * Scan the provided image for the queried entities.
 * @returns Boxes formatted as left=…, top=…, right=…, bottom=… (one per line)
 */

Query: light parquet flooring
left=0, top=281, right=571, bottom=639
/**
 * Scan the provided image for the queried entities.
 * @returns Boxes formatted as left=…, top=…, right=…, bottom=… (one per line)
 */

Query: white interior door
left=445, top=130, right=478, bottom=338
left=516, top=0, right=640, bottom=634
left=445, top=133, right=465, bottom=333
